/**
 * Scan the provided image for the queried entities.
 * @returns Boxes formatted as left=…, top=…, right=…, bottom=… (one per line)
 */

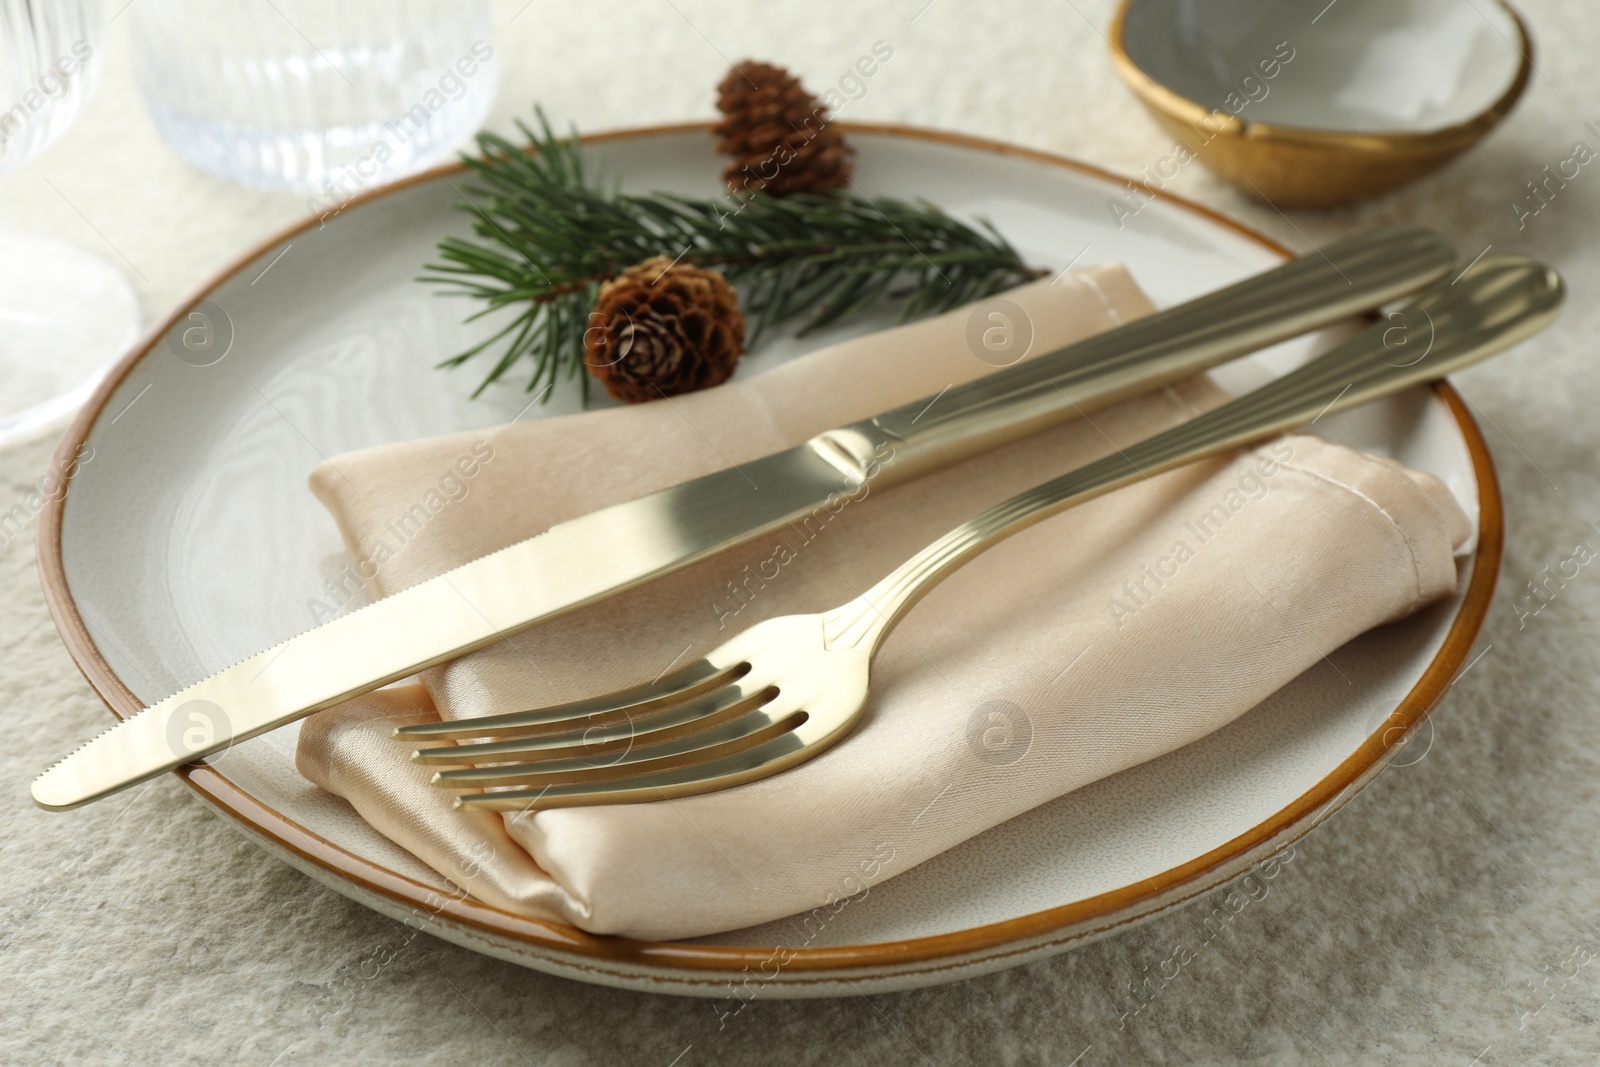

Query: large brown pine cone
left=713, top=60, right=853, bottom=197
left=583, top=257, right=746, bottom=404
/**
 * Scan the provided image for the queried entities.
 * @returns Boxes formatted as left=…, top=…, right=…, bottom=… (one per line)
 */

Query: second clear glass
left=128, top=0, right=496, bottom=195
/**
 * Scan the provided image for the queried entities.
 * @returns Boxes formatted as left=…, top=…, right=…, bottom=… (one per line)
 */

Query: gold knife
left=33, top=225, right=1455, bottom=810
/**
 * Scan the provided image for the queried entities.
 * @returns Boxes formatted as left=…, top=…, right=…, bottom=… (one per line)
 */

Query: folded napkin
left=297, top=265, right=1471, bottom=940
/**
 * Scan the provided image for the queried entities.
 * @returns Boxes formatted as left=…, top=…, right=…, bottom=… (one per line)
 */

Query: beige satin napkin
left=297, top=265, right=1471, bottom=940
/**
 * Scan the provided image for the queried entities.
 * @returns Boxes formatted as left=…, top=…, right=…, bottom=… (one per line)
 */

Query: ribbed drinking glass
left=128, top=0, right=497, bottom=195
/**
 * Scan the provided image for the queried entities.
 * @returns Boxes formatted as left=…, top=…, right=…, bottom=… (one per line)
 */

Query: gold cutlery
left=398, top=254, right=1562, bottom=811
left=33, top=226, right=1456, bottom=811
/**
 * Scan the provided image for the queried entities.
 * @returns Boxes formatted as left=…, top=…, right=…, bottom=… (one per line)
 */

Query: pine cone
left=714, top=61, right=853, bottom=197
left=583, top=257, right=746, bottom=404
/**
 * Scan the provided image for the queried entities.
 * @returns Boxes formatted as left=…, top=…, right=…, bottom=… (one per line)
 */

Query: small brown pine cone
left=713, top=60, right=853, bottom=197
left=583, top=257, right=746, bottom=404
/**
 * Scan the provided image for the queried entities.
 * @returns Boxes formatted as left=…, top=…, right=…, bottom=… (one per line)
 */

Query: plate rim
left=35, top=120, right=1503, bottom=985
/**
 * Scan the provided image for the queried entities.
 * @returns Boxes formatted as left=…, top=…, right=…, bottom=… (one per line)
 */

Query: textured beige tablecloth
left=7, top=1, right=1600, bottom=1063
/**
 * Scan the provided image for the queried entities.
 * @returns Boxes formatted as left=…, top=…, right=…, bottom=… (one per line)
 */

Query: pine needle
left=421, top=108, right=1047, bottom=401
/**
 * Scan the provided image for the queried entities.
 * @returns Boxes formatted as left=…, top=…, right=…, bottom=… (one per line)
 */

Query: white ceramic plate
left=40, top=124, right=1498, bottom=997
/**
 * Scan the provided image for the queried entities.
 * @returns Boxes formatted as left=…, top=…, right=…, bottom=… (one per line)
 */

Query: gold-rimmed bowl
left=1111, top=0, right=1534, bottom=208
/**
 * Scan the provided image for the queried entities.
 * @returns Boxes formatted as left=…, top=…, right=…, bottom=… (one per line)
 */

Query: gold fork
left=396, top=254, right=1561, bottom=812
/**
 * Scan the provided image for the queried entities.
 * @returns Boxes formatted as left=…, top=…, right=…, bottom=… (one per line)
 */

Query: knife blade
left=34, top=225, right=1456, bottom=810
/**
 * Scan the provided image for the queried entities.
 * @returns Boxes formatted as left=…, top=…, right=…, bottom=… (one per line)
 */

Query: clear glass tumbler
left=0, top=0, right=99, bottom=168
left=128, top=0, right=497, bottom=195
left=0, top=0, right=143, bottom=448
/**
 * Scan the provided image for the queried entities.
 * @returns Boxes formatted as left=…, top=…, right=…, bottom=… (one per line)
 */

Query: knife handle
left=827, top=225, right=1456, bottom=486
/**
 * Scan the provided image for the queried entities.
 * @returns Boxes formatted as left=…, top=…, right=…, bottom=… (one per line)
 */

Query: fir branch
left=422, top=109, right=1048, bottom=399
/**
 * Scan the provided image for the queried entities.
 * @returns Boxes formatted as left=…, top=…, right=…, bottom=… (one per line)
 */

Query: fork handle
left=821, top=255, right=1563, bottom=652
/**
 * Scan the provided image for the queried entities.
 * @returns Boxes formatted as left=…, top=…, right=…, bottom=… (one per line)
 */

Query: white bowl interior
left=58, top=129, right=1481, bottom=956
left=1121, top=0, right=1523, bottom=134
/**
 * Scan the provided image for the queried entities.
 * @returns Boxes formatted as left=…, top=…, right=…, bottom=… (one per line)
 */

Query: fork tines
left=393, top=657, right=810, bottom=811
